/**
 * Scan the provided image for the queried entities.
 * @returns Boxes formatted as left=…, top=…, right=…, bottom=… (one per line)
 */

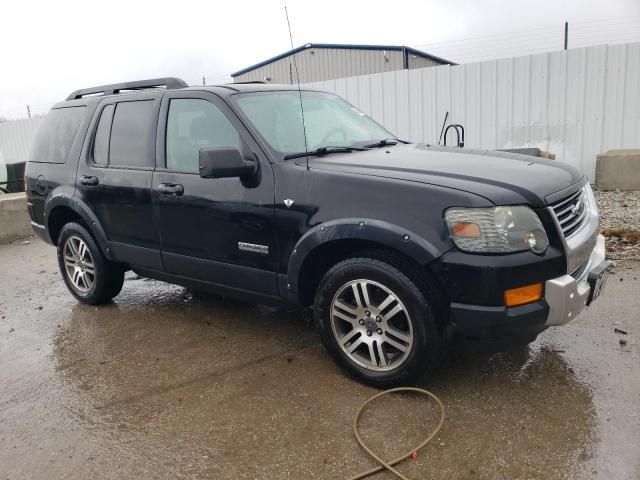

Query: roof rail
left=231, top=81, right=266, bottom=84
left=65, top=77, right=188, bottom=101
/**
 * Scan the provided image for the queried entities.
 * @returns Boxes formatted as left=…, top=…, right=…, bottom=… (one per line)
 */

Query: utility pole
left=27, top=105, right=31, bottom=119
left=564, top=21, right=568, bottom=50
left=202, top=76, right=206, bottom=86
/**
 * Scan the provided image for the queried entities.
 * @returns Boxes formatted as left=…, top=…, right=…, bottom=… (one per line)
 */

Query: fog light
left=504, top=283, right=543, bottom=307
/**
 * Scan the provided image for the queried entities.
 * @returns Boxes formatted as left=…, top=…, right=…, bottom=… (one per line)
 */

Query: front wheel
left=57, top=222, right=124, bottom=305
left=315, top=255, right=449, bottom=388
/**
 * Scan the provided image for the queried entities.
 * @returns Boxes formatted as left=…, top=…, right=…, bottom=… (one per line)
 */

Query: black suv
left=26, top=77, right=611, bottom=387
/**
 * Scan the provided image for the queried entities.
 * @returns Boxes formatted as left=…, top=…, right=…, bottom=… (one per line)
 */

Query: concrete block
left=0, top=192, right=32, bottom=244
left=596, top=149, right=640, bottom=191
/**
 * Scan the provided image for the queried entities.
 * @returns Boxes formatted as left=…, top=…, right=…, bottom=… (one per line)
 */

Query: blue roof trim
left=403, top=46, right=455, bottom=66
left=230, top=43, right=456, bottom=77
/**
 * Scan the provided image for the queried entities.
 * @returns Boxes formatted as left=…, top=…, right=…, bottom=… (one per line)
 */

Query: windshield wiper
left=283, top=145, right=366, bottom=160
left=363, top=138, right=409, bottom=148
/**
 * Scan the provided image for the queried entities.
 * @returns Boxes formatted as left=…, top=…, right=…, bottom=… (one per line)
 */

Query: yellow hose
left=348, top=387, right=446, bottom=480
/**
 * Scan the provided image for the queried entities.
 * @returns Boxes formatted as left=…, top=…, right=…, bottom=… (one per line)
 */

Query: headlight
left=445, top=206, right=549, bottom=254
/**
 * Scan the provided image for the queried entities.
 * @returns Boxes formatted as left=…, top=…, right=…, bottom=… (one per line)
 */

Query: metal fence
left=0, top=116, right=45, bottom=165
left=307, top=42, right=640, bottom=179
left=0, top=42, right=638, bottom=180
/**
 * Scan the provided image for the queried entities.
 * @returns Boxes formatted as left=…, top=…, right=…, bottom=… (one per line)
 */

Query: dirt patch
left=601, top=227, right=640, bottom=264
left=601, top=227, right=640, bottom=244
left=594, top=189, right=640, bottom=264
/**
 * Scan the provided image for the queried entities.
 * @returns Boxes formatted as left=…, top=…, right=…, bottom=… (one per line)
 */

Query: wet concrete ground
left=1, top=238, right=639, bottom=480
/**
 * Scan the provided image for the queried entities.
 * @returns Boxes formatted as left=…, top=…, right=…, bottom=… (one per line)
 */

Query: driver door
left=152, top=91, right=278, bottom=296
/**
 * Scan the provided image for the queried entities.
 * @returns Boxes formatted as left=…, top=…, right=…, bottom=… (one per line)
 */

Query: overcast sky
left=1, top=0, right=639, bottom=118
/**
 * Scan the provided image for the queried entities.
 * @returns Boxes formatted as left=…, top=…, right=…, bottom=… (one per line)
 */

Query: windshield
left=235, top=91, right=395, bottom=154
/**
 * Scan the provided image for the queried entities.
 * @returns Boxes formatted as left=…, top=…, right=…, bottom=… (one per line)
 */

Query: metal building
left=231, top=43, right=454, bottom=84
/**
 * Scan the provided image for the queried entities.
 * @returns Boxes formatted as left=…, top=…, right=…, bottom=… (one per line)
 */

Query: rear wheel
left=57, top=222, right=124, bottom=305
left=315, top=254, right=450, bottom=388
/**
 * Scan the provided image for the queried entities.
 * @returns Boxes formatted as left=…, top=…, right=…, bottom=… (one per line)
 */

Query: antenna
left=285, top=6, right=310, bottom=169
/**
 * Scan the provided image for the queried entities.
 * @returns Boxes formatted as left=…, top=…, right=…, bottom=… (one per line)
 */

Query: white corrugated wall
left=307, top=42, right=640, bottom=179
left=0, top=116, right=45, bottom=164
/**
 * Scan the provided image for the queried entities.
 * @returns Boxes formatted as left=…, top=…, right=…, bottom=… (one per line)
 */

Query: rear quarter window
left=29, top=106, right=86, bottom=164
left=92, top=104, right=114, bottom=165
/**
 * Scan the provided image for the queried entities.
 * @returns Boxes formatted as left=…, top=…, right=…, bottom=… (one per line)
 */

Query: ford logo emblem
left=571, top=194, right=585, bottom=216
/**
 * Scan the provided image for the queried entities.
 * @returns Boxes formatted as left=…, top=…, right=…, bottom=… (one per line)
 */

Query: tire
left=57, top=222, right=125, bottom=305
left=314, top=253, right=450, bottom=388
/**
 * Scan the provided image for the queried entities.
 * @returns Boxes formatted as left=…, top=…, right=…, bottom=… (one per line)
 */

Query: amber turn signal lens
left=504, top=283, right=543, bottom=307
left=451, top=222, right=481, bottom=238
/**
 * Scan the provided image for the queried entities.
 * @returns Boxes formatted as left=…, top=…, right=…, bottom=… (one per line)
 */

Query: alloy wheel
left=63, top=235, right=95, bottom=292
left=330, top=279, right=414, bottom=372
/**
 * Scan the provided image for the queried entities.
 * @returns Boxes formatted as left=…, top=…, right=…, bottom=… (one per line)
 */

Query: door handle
left=79, top=175, right=99, bottom=186
left=157, top=183, right=184, bottom=196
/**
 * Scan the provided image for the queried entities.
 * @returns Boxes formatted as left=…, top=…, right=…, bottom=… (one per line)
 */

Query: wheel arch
left=45, top=195, right=113, bottom=260
left=287, top=219, right=444, bottom=306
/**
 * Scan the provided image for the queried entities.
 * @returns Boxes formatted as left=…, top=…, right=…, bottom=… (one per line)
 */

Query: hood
left=308, top=144, right=584, bottom=206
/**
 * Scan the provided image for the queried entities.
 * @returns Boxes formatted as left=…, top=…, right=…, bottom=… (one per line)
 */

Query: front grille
left=550, top=188, right=588, bottom=238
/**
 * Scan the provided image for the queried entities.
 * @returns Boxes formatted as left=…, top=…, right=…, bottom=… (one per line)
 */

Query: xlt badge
left=238, top=242, right=269, bottom=255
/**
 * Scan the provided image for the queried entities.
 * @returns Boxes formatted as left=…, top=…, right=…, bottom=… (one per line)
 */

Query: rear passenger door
left=76, top=93, right=163, bottom=270
left=152, top=91, right=278, bottom=296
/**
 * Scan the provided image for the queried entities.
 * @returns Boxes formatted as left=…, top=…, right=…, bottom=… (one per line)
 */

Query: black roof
left=231, top=43, right=456, bottom=77
left=212, top=83, right=305, bottom=94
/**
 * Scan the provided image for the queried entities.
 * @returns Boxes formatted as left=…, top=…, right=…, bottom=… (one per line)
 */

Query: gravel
left=594, top=188, right=640, bottom=265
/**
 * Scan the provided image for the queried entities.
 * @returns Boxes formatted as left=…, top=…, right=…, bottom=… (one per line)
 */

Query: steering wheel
left=320, top=128, right=347, bottom=146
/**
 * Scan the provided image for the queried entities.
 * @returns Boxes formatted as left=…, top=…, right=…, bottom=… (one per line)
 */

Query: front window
left=235, top=91, right=394, bottom=154
left=166, top=99, right=239, bottom=173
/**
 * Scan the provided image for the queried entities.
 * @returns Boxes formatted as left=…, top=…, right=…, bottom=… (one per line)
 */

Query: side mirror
left=199, top=147, right=257, bottom=179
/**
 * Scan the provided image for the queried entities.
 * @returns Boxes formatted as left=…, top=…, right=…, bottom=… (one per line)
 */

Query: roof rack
left=66, top=77, right=188, bottom=101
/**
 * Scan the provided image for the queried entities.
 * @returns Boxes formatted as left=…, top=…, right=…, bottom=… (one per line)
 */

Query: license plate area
left=587, top=261, right=612, bottom=305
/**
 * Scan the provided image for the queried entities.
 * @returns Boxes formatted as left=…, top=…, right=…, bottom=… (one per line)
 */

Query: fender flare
left=286, top=218, right=443, bottom=300
left=45, top=194, right=114, bottom=261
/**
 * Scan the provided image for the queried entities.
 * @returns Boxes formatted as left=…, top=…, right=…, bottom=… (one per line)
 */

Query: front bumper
left=544, top=234, right=609, bottom=326
left=452, top=234, right=611, bottom=348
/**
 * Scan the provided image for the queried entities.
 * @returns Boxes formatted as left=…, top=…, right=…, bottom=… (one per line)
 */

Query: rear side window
left=92, top=104, right=114, bottom=165
left=108, top=100, right=155, bottom=168
left=30, top=107, right=86, bottom=163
